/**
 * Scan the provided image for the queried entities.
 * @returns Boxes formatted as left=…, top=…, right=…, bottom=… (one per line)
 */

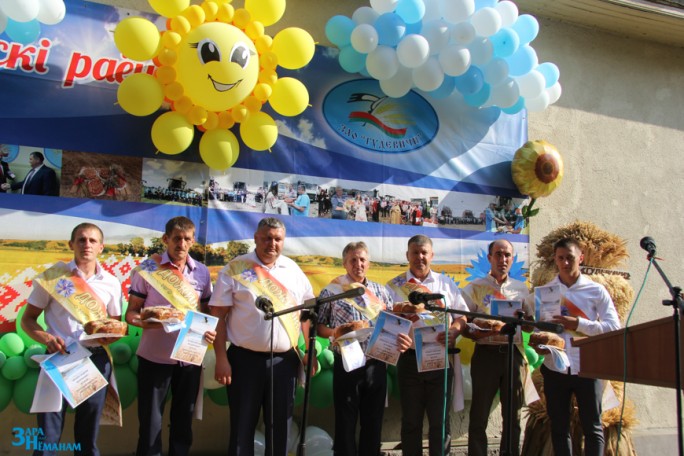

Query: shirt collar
left=344, top=274, right=368, bottom=286
left=407, top=269, right=435, bottom=284
left=161, top=251, right=196, bottom=271
left=67, top=259, right=103, bottom=279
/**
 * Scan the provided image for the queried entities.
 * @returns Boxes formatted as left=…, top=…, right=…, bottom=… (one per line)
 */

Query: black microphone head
left=640, top=236, right=656, bottom=255
left=256, top=296, right=274, bottom=313
left=408, top=291, right=423, bottom=305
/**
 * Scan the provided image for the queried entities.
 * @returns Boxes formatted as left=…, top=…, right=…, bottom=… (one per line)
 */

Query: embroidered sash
left=134, top=254, right=199, bottom=313
left=325, top=276, right=385, bottom=321
left=229, top=259, right=301, bottom=350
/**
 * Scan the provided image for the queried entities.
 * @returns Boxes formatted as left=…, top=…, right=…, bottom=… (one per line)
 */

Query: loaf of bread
left=392, top=302, right=426, bottom=314
left=529, top=331, right=565, bottom=349
left=141, top=306, right=184, bottom=321
left=472, top=317, right=505, bottom=332
left=84, top=318, right=128, bottom=336
left=333, top=320, right=369, bottom=340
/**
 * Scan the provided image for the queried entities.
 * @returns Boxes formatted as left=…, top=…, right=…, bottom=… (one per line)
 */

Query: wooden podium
left=573, top=316, right=683, bottom=388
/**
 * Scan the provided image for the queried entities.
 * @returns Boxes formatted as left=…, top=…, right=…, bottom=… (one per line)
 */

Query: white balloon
left=439, top=45, right=470, bottom=76
left=366, top=45, right=399, bottom=80
left=254, top=430, right=266, bottom=456
left=483, top=58, right=509, bottom=86
left=450, top=21, right=476, bottom=45
left=547, top=81, right=562, bottom=104
left=380, top=66, right=413, bottom=98
left=288, top=421, right=300, bottom=454
left=468, top=37, right=493, bottom=66
left=370, top=0, right=398, bottom=14
left=352, top=6, right=379, bottom=25
left=351, top=23, right=379, bottom=54
left=471, top=7, right=502, bottom=37
left=412, top=57, right=444, bottom=92
left=440, top=0, right=475, bottom=24
left=202, top=348, right=223, bottom=390
left=422, top=0, right=442, bottom=22
left=0, top=0, right=40, bottom=22
left=304, top=426, right=333, bottom=455
left=516, top=69, right=545, bottom=99
left=0, top=9, right=7, bottom=34
left=489, top=78, right=519, bottom=108
left=462, top=364, right=472, bottom=401
left=495, top=1, right=519, bottom=27
left=397, top=34, right=430, bottom=68
left=526, top=91, right=550, bottom=112
left=37, top=0, right=65, bottom=25
left=421, top=19, right=450, bottom=55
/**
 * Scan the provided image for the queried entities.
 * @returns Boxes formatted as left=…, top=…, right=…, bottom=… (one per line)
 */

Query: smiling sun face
left=176, top=22, right=259, bottom=113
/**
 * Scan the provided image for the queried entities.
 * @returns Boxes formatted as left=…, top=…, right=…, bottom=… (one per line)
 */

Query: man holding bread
left=460, top=239, right=531, bottom=456
left=21, top=222, right=123, bottom=455
left=535, top=238, right=620, bottom=456
left=317, top=241, right=411, bottom=456
left=125, top=216, right=214, bottom=456
left=386, top=234, right=468, bottom=456
left=210, top=217, right=315, bottom=456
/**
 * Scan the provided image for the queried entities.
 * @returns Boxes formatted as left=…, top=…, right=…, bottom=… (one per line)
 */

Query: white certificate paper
left=170, top=310, right=219, bottom=366
left=40, top=342, right=108, bottom=409
left=414, top=324, right=446, bottom=372
left=534, top=284, right=562, bottom=321
left=491, top=299, right=523, bottom=344
left=365, top=311, right=411, bottom=366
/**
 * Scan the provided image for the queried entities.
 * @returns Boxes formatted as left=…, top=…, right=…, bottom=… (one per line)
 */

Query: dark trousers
left=397, top=350, right=452, bottom=456
left=35, top=349, right=111, bottom=456
left=468, top=344, right=525, bottom=456
left=226, top=345, right=299, bottom=456
left=135, top=356, right=202, bottom=456
left=332, top=354, right=387, bottom=456
left=541, top=365, right=605, bottom=456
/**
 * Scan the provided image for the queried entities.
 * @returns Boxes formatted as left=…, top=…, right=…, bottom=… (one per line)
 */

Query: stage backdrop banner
left=0, top=0, right=530, bottom=329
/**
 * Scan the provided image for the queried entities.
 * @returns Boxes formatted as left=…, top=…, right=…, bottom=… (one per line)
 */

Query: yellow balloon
left=201, top=1, right=219, bottom=22
left=188, top=105, right=208, bottom=125
left=183, top=5, right=206, bottom=28
left=253, top=83, right=272, bottom=101
left=240, top=111, right=277, bottom=151
left=245, top=0, right=285, bottom=27
left=155, top=66, right=176, bottom=85
left=200, top=129, right=240, bottom=170
left=269, top=77, right=308, bottom=117
left=272, top=28, right=315, bottom=70
left=117, top=73, right=163, bottom=116
left=161, top=31, right=182, bottom=50
left=114, top=17, right=160, bottom=62
left=216, top=3, right=235, bottom=23
left=151, top=111, right=194, bottom=155
left=456, top=337, right=475, bottom=365
left=149, top=0, right=189, bottom=18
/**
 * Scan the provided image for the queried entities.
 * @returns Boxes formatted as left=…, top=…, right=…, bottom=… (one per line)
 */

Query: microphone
left=640, top=236, right=656, bottom=257
left=408, top=291, right=445, bottom=305
left=256, top=296, right=274, bottom=314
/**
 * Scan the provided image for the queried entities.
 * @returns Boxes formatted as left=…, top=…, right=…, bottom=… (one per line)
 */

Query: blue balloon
left=463, top=84, right=491, bottom=107
left=512, top=14, right=539, bottom=44
left=475, top=0, right=498, bottom=10
left=325, top=15, right=355, bottom=47
left=374, top=13, right=406, bottom=47
left=506, top=44, right=537, bottom=77
left=396, top=0, right=425, bottom=25
left=5, top=19, right=41, bottom=45
left=501, top=96, right=526, bottom=114
left=490, top=28, right=520, bottom=59
left=536, top=62, right=560, bottom=88
left=338, top=46, right=366, bottom=74
left=454, top=66, right=484, bottom=96
left=405, top=20, right=422, bottom=35
left=429, top=76, right=456, bottom=99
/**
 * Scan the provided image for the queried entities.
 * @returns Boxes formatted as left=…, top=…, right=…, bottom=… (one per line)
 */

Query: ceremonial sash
left=387, top=272, right=447, bottom=324
left=325, top=276, right=385, bottom=322
left=134, top=254, right=199, bottom=313
left=229, top=259, right=301, bottom=350
left=33, top=262, right=122, bottom=426
left=465, top=283, right=505, bottom=314
left=561, top=296, right=589, bottom=338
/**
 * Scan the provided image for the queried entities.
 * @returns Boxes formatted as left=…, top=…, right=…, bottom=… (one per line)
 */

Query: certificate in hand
left=170, top=310, right=219, bottom=366
left=365, top=311, right=411, bottom=366
left=414, top=324, right=446, bottom=372
left=534, top=284, right=562, bottom=321
left=40, top=341, right=108, bottom=409
left=491, top=299, right=523, bottom=344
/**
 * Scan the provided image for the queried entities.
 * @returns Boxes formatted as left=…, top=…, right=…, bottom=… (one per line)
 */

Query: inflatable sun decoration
left=114, top=0, right=314, bottom=169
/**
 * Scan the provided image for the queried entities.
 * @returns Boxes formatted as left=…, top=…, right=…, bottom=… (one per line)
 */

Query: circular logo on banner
left=322, top=79, right=438, bottom=153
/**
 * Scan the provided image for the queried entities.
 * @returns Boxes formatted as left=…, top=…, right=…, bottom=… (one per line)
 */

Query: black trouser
left=135, top=356, right=202, bottom=456
left=332, top=354, right=387, bottom=456
left=226, top=345, right=299, bottom=456
left=397, top=350, right=452, bottom=456
left=541, top=365, right=605, bottom=456
left=35, top=348, right=110, bottom=456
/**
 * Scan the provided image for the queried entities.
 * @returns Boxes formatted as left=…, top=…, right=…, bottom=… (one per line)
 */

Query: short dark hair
left=488, top=239, right=514, bottom=255
left=30, top=151, right=45, bottom=163
left=553, top=237, right=582, bottom=253
left=408, top=234, right=432, bottom=248
left=71, top=223, right=104, bottom=243
left=165, top=216, right=195, bottom=236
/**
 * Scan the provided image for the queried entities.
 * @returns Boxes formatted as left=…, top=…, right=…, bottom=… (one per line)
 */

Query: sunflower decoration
left=113, top=0, right=314, bottom=170
left=511, top=140, right=564, bottom=220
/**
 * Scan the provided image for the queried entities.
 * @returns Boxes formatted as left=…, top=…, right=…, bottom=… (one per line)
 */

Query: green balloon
left=207, top=386, right=229, bottom=406
left=13, top=369, right=39, bottom=413
left=0, top=350, right=6, bottom=369
left=317, top=335, right=331, bottom=350
left=0, top=333, right=25, bottom=357
left=129, top=355, right=139, bottom=374
left=2, top=356, right=28, bottom=380
left=127, top=335, right=141, bottom=354
left=532, top=355, right=544, bottom=370
left=0, top=374, right=13, bottom=412
left=23, top=345, right=45, bottom=369
left=309, top=369, right=333, bottom=408
left=111, top=342, right=132, bottom=365
left=524, top=345, right=539, bottom=366
left=114, top=365, right=137, bottom=409
left=386, top=372, right=394, bottom=397
left=294, top=384, right=304, bottom=407
left=14, top=305, right=46, bottom=349
left=318, top=349, right=334, bottom=370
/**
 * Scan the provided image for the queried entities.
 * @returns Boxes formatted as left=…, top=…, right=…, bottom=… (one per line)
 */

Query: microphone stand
left=265, top=287, right=365, bottom=456
left=646, top=253, right=684, bottom=456
left=424, top=304, right=563, bottom=456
